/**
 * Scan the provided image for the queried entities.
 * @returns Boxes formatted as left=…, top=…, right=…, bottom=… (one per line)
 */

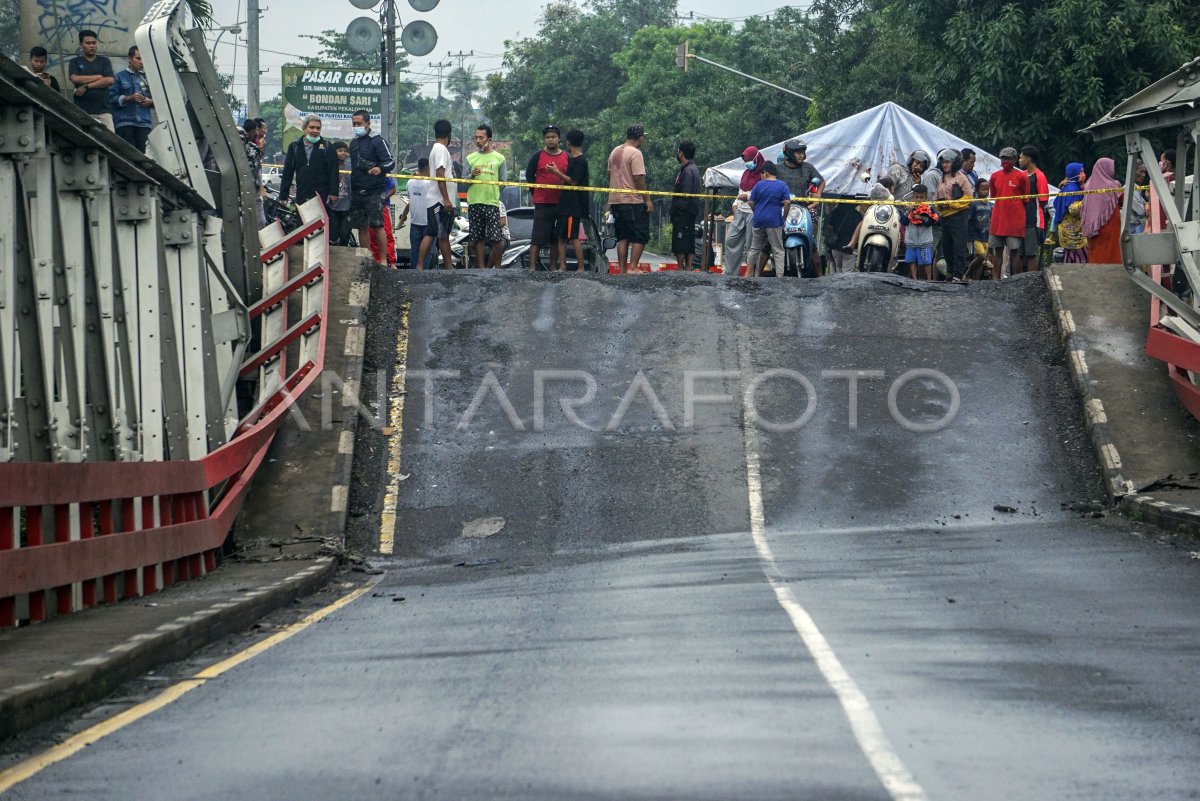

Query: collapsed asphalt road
left=8, top=271, right=1200, bottom=801
left=350, top=270, right=1101, bottom=559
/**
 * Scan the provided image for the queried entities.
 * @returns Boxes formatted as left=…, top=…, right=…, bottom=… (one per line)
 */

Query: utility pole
left=428, top=59, right=451, bottom=144
left=447, top=50, right=473, bottom=163
left=429, top=59, right=450, bottom=102
left=379, top=0, right=397, bottom=156
left=246, top=0, right=261, bottom=117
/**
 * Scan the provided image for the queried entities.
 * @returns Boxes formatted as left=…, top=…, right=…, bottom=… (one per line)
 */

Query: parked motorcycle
left=856, top=186, right=900, bottom=273
left=445, top=215, right=471, bottom=267
left=782, top=204, right=816, bottom=277
left=262, top=189, right=301, bottom=232
left=782, top=177, right=820, bottom=277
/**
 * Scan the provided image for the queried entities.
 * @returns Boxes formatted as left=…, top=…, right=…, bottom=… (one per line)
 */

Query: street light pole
left=678, top=44, right=813, bottom=103
left=209, top=23, right=244, bottom=69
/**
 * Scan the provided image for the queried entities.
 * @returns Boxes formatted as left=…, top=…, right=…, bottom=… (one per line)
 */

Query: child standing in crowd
left=744, top=162, right=791, bottom=278
left=329, top=141, right=352, bottom=246
left=906, top=183, right=939, bottom=281
left=399, top=158, right=436, bottom=270
left=967, top=180, right=993, bottom=277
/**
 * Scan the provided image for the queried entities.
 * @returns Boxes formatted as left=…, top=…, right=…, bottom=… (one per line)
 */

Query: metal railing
left=1087, top=56, right=1200, bottom=419
left=0, top=0, right=327, bottom=627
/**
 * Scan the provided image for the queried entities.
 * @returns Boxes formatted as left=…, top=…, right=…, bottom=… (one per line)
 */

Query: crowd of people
left=24, top=33, right=155, bottom=153
left=26, top=35, right=1166, bottom=281
left=811, top=144, right=1169, bottom=282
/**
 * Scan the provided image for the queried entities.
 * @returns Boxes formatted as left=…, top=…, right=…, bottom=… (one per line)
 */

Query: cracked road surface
left=6, top=272, right=1200, bottom=800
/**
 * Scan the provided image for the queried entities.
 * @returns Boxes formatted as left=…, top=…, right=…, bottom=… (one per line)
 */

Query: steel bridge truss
left=0, top=0, right=328, bottom=626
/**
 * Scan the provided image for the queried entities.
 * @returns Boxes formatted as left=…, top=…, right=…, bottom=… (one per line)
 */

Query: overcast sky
left=205, top=0, right=796, bottom=99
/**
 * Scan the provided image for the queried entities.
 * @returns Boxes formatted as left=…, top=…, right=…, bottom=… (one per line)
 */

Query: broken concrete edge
left=0, top=557, right=337, bottom=743
left=326, top=257, right=373, bottom=545
left=1044, top=268, right=1200, bottom=536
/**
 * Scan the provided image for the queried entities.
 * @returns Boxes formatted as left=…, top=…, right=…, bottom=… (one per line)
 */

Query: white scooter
left=856, top=185, right=901, bottom=273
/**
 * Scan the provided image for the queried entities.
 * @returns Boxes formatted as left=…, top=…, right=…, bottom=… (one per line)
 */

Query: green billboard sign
left=280, top=67, right=382, bottom=148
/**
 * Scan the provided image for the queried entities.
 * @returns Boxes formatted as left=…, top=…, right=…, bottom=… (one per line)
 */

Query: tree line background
left=482, top=0, right=1200, bottom=194
left=4, top=0, right=1195, bottom=192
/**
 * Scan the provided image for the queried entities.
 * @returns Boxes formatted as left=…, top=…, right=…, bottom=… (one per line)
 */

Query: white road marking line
left=1070, top=349, right=1089, bottom=377
left=1048, top=274, right=1063, bottom=292
left=1059, top=310, right=1075, bottom=333
left=379, top=299, right=411, bottom=555
left=348, top=281, right=371, bottom=308
left=344, top=325, right=365, bottom=357
left=340, top=379, right=359, bottom=407
left=1085, top=398, right=1107, bottom=425
left=331, top=485, right=348, bottom=513
left=339, top=430, right=355, bottom=454
left=737, top=338, right=929, bottom=801
left=1101, top=443, right=1123, bottom=470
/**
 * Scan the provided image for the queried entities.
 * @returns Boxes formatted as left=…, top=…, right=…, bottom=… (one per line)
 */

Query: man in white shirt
left=398, top=158, right=436, bottom=269
left=415, top=119, right=458, bottom=270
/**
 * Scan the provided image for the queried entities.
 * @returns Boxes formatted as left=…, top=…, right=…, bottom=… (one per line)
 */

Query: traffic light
left=675, top=40, right=689, bottom=72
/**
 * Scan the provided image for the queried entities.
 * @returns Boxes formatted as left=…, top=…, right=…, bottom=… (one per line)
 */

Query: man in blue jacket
left=110, top=46, right=154, bottom=153
left=348, top=109, right=396, bottom=266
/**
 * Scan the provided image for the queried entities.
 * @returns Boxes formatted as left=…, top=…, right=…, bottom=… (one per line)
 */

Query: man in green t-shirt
left=466, top=125, right=508, bottom=268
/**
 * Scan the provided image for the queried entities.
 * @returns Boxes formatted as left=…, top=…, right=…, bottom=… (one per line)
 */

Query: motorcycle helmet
left=783, top=139, right=808, bottom=161
left=937, top=147, right=964, bottom=174
left=908, top=149, right=931, bottom=171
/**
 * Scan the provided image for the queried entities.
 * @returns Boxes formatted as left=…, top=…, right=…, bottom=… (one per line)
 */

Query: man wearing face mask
left=348, top=109, right=396, bottom=267
left=279, top=115, right=339, bottom=207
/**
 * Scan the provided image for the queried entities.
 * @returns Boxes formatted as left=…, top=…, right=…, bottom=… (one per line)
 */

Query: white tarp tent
left=703, top=101, right=1006, bottom=196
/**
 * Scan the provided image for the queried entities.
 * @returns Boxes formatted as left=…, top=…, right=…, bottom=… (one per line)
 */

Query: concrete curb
left=0, top=558, right=336, bottom=741
left=1045, top=268, right=1200, bottom=536
left=1120, top=489, right=1200, bottom=536
left=326, top=258, right=372, bottom=545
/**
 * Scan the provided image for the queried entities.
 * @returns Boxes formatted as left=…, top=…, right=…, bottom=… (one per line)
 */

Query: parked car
left=261, top=165, right=282, bottom=193
left=499, top=207, right=615, bottom=271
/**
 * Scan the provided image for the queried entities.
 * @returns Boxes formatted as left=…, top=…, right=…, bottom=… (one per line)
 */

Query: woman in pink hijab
left=1081, top=157, right=1123, bottom=264
left=723, top=146, right=766, bottom=275
left=739, top=146, right=766, bottom=191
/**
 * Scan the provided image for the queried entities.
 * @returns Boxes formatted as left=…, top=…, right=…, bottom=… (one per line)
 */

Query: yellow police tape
left=265, top=163, right=1131, bottom=208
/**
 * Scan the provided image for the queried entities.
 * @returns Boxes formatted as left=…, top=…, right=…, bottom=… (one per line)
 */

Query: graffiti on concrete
left=23, top=0, right=136, bottom=65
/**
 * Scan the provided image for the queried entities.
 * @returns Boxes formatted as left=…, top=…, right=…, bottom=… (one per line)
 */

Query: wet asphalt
left=6, top=271, right=1200, bottom=800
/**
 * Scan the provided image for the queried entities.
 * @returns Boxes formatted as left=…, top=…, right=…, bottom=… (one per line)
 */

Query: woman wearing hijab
left=723, top=146, right=765, bottom=275
left=1082, top=157, right=1123, bottom=264
left=1053, top=162, right=1085, bottom=230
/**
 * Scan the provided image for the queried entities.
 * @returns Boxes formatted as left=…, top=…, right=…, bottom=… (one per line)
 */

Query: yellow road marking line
left=379, top=298, right=411, bottom=556
left=0, top=580, right=378, bottom=794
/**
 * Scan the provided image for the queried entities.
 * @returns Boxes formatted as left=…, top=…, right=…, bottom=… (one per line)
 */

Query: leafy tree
left=259, top=94, right=285, bottom=158
left=447, top=65, right=482, bottom=113
left=908, top=0, right=1200, bottom=172
left=0, top=0, right=17, bottom=59
left=803, top=0, right=927, bottom=125
left=215, top=72, right=244, bottom=117
left=484, top=0, right=679, bottom=157
left=297, top=29, right=379, bottom=71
